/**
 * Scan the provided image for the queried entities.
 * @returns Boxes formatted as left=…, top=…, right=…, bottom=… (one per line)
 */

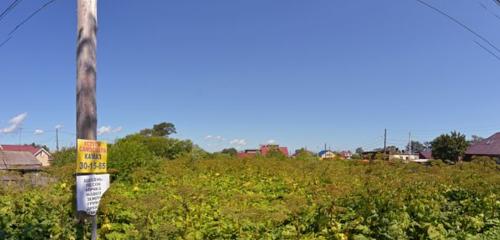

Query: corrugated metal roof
left=0, top=151, right=42, bottom=170
left=466, top=132, right=500, bottom=156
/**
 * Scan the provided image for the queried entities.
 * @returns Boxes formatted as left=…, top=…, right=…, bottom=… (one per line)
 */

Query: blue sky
left=1, top=0, right=500, bottom=153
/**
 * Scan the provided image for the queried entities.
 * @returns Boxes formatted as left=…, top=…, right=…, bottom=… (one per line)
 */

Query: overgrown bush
left=2, top=155, right=499, bottom=239
left=117, top=134, right=193, bottom=160
left=108, top=138, right=159, bottom=180
left=51, top=147, right=76, bottom=167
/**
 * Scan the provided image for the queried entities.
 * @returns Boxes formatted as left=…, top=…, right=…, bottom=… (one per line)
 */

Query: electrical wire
left=0, top=0, right=23, bottom=23
left=8, top=0, right=57, bottom=36
left=0, top=0, right=58, bottom=49
left=416, top=0, right=500, bottom=59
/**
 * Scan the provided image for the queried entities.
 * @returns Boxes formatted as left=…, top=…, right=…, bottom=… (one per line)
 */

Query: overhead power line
left=0, top=0, right=23, bottom=23
left=415, top=0, right=500, bottom=61
left=8, top=0, right=57, bottom=36
left=474, top=40, right=500, bottom=61
left=0, top=0, right=58, bottom=49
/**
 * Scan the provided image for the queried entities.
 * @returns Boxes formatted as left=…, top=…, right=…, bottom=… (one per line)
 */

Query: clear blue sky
left=1, top=0, right=500, bottom=153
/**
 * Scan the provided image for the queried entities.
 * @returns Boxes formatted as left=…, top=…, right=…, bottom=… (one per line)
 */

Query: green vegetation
left=1, top=125, right=499, bottom=239
left=431, top=131, right=469, bottom=163
left=139, top=122, right=177, bottom=137
left=1, top=154, right=499, bottom=239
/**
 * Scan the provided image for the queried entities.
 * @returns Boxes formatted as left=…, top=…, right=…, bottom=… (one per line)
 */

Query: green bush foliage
left=51, top=147, right=77, bottom=167
left=118, top=134, right=193, bottom=160
left=2, top=156, right=499, bottom=239
left=431, top=131, right=469, bottom=162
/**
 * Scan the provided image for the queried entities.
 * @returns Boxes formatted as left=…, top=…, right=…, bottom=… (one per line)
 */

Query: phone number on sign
left=79, top=162, right=106, bottom=170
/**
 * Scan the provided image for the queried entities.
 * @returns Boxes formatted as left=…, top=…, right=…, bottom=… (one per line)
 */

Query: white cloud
left=112, top=126, right=123, bottom=133
left=55, top=124, right=63, bottom=129
left=267, top=139, right=276, bottom=144
left=97, top=126, right=112, bottom=135
left=34, top=129, right=44, bottom=135
left=230, top=139, right=247, bottom=148
left=1, top=112, right=27, bottom=133
left=205, top=135, right=224, bottom=141
left=98, top=126, right=123, bottom=135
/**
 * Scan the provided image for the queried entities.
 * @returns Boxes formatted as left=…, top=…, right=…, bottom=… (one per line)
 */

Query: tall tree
left=470, top=135, right=484, bottom=144
left=140, top=122, right=176, bottom=137
left=221, top=148, right=238, bottom=157
left=406, top=141, right=425, bottom=153
left=431, top=131, right=469, bottom=162
left=355, top=147, right=364, bottom=155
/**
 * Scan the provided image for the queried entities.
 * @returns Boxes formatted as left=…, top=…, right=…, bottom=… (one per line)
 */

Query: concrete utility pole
left=383, top=128, right=387, bottom=160
left=56, top=128, right=59, bottom=152
left=408, top=132, right=412, bottom=155
left=77, top=0, right=98, bottom=239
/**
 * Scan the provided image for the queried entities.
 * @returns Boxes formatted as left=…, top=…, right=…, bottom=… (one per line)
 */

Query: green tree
left=355, top=147, right=364, bottom=155
left=30, top=143, right=50, bottom=152
left=221, top=148, right=238, bottom=157
left=51, top=147, right=76, bottom=166
left=140, top=122, right=176, bottom=137
left=108, top=139, right=158, bottom=180
left=469, top=135, right=484, bottom=145
left=266, top=146, right=287, bottom=160
left=119, top=134, right=193, bottom=160
left=431, top=131, right=469, bottom=162
left=406, top=141, right=425, bottom=153
left=294, top=148, right=316, bottom=160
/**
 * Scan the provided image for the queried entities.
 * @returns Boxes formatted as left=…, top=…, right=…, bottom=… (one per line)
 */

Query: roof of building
left=0, top=145, right=44, bottom=155
left=318, top=150, right=335, bottom=156
left=419, top=150, right=433, bottom=159
left=466, top=132, right=500, bottom=156
left=339, top=151, right=352, bottom=156
left=0, top=151, right=42, bottom=170
left=260, top=145, right=289, bottom=157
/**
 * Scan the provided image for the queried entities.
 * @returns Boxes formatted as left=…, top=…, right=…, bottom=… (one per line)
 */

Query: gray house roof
left=466, top=132, right=500, bottom=156
left=0, top=151, right=42, bottom=171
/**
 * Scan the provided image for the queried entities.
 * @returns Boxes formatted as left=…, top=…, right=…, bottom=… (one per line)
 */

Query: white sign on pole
left=76, top=174, right=110, bottom=215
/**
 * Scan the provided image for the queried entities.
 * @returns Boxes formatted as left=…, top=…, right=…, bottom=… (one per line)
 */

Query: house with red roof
left=259, top=144, right=289, bottom=157
left=0, top=145, right=52, bottom=167
left=237, top=144, right=289, bottom=158
left=237, top=149, right=260, bottom=158
left=339, top=150, right=353, bottom=159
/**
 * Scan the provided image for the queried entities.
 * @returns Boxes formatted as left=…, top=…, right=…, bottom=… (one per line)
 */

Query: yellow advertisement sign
left=76, top=139, right=107, bottom=173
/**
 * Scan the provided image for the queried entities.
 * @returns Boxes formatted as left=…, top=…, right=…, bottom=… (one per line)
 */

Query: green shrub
left=471, top=156, right=497, bottom=169
left=3, top=156, right=499, bottom=239
left=118, top=134, right=193, bottom=160
left=51, top=147, right=77, bottom=167
left=108, top=139, right=158, bottom=180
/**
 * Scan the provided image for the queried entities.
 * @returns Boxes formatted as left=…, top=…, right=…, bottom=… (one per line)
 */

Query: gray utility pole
left=56, top=128, right=59, bottom=152
left=77, top=0, right=98, bottom=239
left=408, top=132, right=412, bottom=155
left=383, top=128, right=387, bottom=160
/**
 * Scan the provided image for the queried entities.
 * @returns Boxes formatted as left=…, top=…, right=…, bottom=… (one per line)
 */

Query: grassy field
left=1, top=157, right=499, bottom=239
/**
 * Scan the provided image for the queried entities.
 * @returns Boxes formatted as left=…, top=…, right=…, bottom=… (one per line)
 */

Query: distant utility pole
left=77, top=0, right=98, bottom=239
left=408, top=132, right=412, bottom=155
left=56, top=128, right=59, bottom=152
left=383, top=128, right=387, bottom=160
